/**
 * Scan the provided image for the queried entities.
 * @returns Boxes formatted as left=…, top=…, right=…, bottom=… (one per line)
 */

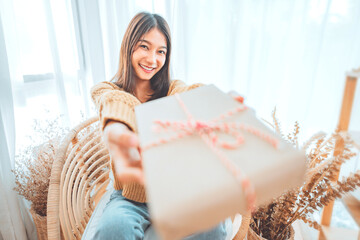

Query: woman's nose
left=146, top=51, right=157, bottom=65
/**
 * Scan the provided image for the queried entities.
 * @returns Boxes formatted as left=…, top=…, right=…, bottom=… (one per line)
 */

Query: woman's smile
left=139, top=64, right=155, bottom=73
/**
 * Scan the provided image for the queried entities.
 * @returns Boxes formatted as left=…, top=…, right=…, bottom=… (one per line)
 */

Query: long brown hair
left=112, top=12, right=171, bottom=101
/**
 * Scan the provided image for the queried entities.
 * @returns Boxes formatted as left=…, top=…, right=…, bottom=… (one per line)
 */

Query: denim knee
left=202, top=222, right=228, bottom=240
left=93, top=190, right=150, bottom=240
left=94, top=212, right=146, bottom=240
left=184, top=218, right=231, bottom=240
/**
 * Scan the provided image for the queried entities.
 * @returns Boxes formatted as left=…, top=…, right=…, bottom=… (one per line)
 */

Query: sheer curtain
left=0, top=0, right=360, bottom=238
left=0, top=0, right=82, bottom=238
left=97, top=0, right=360, bottom=138
left=0, top=9, right=36, bottom=240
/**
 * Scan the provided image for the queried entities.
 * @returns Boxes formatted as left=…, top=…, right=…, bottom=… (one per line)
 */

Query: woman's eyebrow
left=139, top=39, right=167, bottom=49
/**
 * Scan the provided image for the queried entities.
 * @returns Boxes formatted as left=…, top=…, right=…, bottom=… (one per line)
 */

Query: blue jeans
left=94, top=190, right=231, bottom=240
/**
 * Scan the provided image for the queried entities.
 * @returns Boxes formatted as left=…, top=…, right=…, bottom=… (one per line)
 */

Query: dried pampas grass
left=12, top=115, right=104, bottom=217
left=12, top=116, right=68, bottom=216
left=250, top=108, right=360, bottom=240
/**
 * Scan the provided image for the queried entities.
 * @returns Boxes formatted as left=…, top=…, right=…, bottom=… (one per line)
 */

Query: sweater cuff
left=100, top=101, right=137, bottom=133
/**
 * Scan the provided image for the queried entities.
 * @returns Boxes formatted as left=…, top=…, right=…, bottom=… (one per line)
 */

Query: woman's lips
left=140, top=64, right=154, bottom=73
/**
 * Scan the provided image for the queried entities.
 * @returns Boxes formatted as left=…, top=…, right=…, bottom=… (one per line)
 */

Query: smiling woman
left=90, top=12, right=232, bottom=240
left=131, top=28, right=168, bottom=102
left=2, top=0, right=360, bottom=238
left=110, top=12, right=172, bottom=104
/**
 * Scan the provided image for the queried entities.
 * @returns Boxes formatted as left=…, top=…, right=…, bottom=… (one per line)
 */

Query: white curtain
left=1, top=0, right=360, bottom=238
left=0, top=8, right=37, bottom=240
left=96, top=0, right=360, bottom=140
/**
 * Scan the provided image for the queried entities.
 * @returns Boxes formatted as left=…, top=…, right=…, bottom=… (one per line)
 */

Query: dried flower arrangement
left=250, top=109, right=360, bottom=240
left=12, top=116, right=68, bottom=216
left=12, top=114, right=103, bottom=218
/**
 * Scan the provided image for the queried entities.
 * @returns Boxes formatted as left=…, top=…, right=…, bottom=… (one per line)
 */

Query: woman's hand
left=103, top=121, right=144, bottom=185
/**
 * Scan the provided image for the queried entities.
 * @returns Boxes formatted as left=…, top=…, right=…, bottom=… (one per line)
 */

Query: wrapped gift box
left=135, top=85, right=306, bottom=240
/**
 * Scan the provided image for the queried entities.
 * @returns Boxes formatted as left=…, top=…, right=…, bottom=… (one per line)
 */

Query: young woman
left=91, top=12, right=236, bottom=239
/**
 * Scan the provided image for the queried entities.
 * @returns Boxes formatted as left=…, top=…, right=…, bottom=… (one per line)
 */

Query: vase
left=247, top=225, right=295, bottom=240
left=30, top=208, right=47, bottom=240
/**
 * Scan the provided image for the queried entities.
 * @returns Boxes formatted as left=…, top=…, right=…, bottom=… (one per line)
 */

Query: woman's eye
left=140, top=45, right=148, bottom=50
left=159, top=50, right=166, bottom=55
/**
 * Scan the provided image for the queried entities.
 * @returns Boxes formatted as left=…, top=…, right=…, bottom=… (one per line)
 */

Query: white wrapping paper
left=135, top=85, right=306, bottom=240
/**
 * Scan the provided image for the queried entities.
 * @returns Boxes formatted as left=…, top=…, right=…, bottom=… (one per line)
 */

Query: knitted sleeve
left=90, top=82, right=141, bottom=132
left=167, top=80, right=205, bottom=95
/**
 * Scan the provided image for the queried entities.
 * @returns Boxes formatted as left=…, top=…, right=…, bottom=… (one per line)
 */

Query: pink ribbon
left=142, top=93, right=279, bottom=212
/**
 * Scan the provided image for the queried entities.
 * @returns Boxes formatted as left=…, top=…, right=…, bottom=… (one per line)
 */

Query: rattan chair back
left=47, top=117, right=110, bottom=240
left=47, top=117, right=251, bottom=240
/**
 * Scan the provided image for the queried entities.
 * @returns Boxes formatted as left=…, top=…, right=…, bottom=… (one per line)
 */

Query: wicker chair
left=47, top=117, right=249, bottom=240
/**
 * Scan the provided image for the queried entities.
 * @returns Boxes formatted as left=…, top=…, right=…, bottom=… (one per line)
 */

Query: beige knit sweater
left=91, top=80, right=203, bottom=202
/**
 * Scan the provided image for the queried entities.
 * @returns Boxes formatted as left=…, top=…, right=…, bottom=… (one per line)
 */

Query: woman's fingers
left=113, top=156, right=144, bottom=184
left=108, top=142, right=142, bottom=164
left=104, top=122, right=141, bottom=161
left=103, top=121, right=144, bottom=184
left=106, top=123, right=139, bottom=148
left=128, top=147, right=141, bottom=162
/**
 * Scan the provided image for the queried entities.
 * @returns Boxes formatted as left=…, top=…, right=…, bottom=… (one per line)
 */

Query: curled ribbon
left=142, top=93, right=279, bottom=212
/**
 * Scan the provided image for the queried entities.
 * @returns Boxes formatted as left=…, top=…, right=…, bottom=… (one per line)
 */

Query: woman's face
left=131, top=28, right=167, bottom=83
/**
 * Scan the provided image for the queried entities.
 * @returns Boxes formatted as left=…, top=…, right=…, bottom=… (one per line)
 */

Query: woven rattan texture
left=47, top=117, right=251, bottom=240
left=47, top=117, right=110, bottom=240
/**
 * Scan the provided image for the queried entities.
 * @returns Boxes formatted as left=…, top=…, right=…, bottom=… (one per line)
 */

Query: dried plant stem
left=305, top=158, right=340, bottom=196
left=306, top=157, right=334, bottom=179
left=301, top=132, right=326, bottom=151
left=261, top=118, right=275, bottom=130
left=308, top=136, right=335, bottom=168
left=282, top=179, right=332, bottom=236
left=250, top=111, right=359, bottom=240
left=280, top=172, right=347, bottom=239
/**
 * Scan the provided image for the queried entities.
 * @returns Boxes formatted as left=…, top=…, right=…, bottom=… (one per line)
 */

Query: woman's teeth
left=140, top=64, right=153, bottom=71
